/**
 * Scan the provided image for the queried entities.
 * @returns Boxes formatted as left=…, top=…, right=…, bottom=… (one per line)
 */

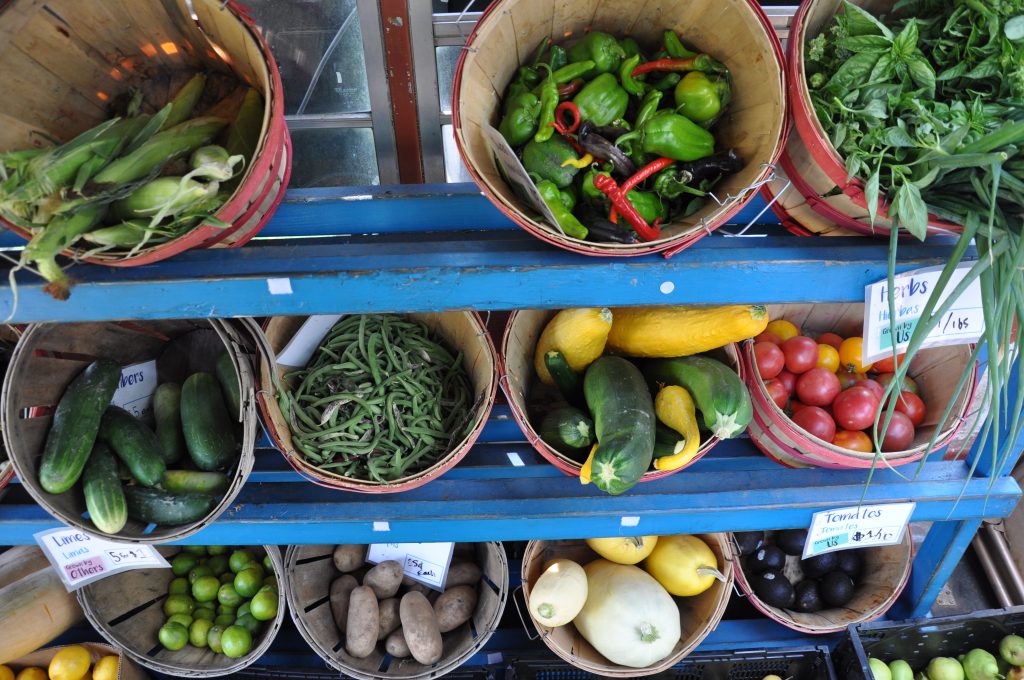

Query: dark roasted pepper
left=573, top=73, right=629, bottom=126
left=674, top=72, right=731, bottom=126
left=614, top=111, right=714, bottom=162
left=567, top=31, right=626, bottom=77
left=522, top=135, right=580, bottom=188
left=536, top=179, right=588, bottom=239
left=499, top=92, right=541, bottom=146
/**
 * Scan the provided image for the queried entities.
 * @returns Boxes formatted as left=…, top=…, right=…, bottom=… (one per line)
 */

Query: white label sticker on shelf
left=507, top=451, right=525, bottom=467
left=267, top=277, right=293, bottom=295
left=620, top=516, right=640, bottom=527
left=34, top=527, right=169, bottom=591
left=863, top=263, right=983, bottom=364
left=487, top=653, right=503, bottom=665
left=803, top=502, right=915, bottom=558
left=367, top=542, right=455, bottom=590
left=277, top=314, right=345, bottom=367
left=110, top=360, right=158, bottom=424
left=372, top=521, right=390, bottom=532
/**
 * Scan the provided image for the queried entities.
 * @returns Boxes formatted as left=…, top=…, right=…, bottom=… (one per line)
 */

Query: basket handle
left=510, top=584, right=544, bottom=642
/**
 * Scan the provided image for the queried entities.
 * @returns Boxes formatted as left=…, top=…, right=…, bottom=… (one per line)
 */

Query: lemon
left=0, top=665, right=13, bottom=680
left=16, top=668, right=47, bottom=680
left=92, top=657, right=119, bottom=680
left=48, top=645, right=91, bottom=680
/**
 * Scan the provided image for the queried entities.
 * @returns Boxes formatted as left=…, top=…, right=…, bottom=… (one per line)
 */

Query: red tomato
left=877, top=372, right=920, bottom=396
left=793, top=406, right=837, bottom=442
left=789, top=400, right=809, bottom=415
left=836, top=369, right=863, bottom=390
left=817, top=332, right=844, bottom=350
left=832, top=429, right=873, bottom=452
left=795, top=367, right=842, bottom=407
left=855, top=378, right=885, bottom=402
left=755, top=331, right=783, bottom=345
left=776, top=369, right=797, bottom=396
left=765, top=379, right=789, bottom=408
left=879, top=411, right=915, bottom=451
left=753, top=341, right=785, bottom=380
left=832, top=386, right=881, bottom=431
left=781, top=336, right=819, bottom=374
left=872, top=352, right=905, bottom=374
left=891, top=390, right=926, bottom=426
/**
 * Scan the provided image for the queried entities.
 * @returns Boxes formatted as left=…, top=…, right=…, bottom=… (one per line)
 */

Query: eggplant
left=577, top=121, right=635, bottom=176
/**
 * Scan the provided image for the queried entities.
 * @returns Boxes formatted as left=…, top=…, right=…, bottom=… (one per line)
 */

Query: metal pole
left=982, top=523, right=1024, bottom=604
left=973, top=532, right=1014, bottom=608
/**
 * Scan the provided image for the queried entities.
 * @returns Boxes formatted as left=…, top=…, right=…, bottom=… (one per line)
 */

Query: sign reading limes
left=34, top=526, right=168, bottom=591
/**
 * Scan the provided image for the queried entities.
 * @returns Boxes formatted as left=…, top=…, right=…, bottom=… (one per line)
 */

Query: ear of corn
left=81, top=220, right=157, bottom=247
left=93, top=117, right=228, bottom=185
left=222, top=88, right=264, bottom=192
left=114, top=176, right=218, bottom=219
left=162, top=74, right=207, bottom=130
left=21, top=205, right=106, bottom=300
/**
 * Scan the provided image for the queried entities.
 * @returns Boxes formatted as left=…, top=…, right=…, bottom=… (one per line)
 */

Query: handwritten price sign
left=366, top=542, right=455, bottom=590
left=34, top=527, right=168, bottom=591
left=803, top=503, right=915, bottom=558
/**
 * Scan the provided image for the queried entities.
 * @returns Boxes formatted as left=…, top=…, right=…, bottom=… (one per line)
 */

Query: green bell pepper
left=674, top=72, right=731, bottom=126
left=614, top=111, right=714, bottom=162
left=522, top=135, right=580, bottom=188
left=627, top=190, right=667, bottom=223
left=567, top=31, right=625, bottom=77
left=620, top=37, right=642, bottom=59
left=548, top=44, right=568, bottom=71
left=498, top=92, right=541, bottom=147
left=573, top=73, right=629, bottom=126
left=536, top=180, right=588, bottom=239
left=581, top=168, right=612, bottom=200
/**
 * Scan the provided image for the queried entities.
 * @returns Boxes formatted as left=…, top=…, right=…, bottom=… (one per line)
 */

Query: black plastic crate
left=834, top=606, right=1024, bottom=678
left=510, top=646, right=837, bottom=680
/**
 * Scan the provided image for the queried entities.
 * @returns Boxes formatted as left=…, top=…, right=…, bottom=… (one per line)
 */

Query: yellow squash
left=586, top=536, right=659, bottom=564
left=534, top=308, right=613, bottom=385
left=644, top=534, right=725, bottom=597
left=654, top=386, right=701, bottom=471
left=606, top=305, right=768, bottom=358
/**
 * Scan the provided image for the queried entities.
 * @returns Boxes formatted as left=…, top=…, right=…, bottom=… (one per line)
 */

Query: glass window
left=289, top=128, right=379, bottom=187
left=435, top=46, right=460, bottom=116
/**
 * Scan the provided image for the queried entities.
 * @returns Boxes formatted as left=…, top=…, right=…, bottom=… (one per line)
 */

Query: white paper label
left=863, top=264, right=983, bottom=364
left=620, top=516, right=640, bottom=527
left=277, top=314, right=345, bottom=367
left=267, top=277, right=293, bottom=295
left=34, top=527, right=169, bottom=591
left=482, top=124, right=563, bottom=233
left=507, top=451, right=525, bottom=466
left=110, top=360, right=158, bottom=423
left=366, top=542, right=455, bottom=590
left=803, top=502, right=915, bottom=558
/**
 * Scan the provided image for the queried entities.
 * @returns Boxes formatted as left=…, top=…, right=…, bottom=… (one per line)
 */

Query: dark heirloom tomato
left=793, top=406, right=836, bottom=442
left=795, top=368, right=841, bottom=406
left=891, top=390, right=926, bottom=426
left=878, top=411, right=915, bottom=451
left=832, top=386, right=880, bottom=431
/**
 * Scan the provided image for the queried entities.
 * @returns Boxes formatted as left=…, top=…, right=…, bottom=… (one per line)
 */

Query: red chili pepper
left=593, top=173, right=661, bottom=242
left=553, top=101, right=581, bottom=135
left=609, top=157, right=676, bottom=223
left=631, top=54, right=723, bottom=77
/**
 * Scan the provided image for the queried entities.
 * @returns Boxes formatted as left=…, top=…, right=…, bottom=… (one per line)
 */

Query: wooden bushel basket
left=284, top=542, right=509, bottom=680
left=521, top=536, right=734, bottom=677
left=785, top=0, right=961, bottom=239
left=732, top=530, right=913, bottom=634
left=0, top=324, right=22, bottom=498
left=0, top=0, right=291, bottom=266
left=78, top=546, right=285, bottom=677
left=254, top=313, right=497, bottom=493
left=743, top=304, right=976, bottom=469
left=2, top=319, right=258, bottom=542
left=7, top=642, right=149, bottom=680
left=452, top=0, right=787, bottom=257
left=501, top=309, right=743, bottom=481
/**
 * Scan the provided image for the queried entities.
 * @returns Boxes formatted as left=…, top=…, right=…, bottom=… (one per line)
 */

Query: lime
left=249, top=589, right=278, bottom=621
left=188, top=564, right=215, bottom=583
left=228, top=549, right=254, bottom=573
left=233, top=567, right=263, bottom=598
left=217, top=604, right=236, bottom=616
left=262, top=575, right=277, bottom=590
left=217, top=582, right=243, bottom=607
left=193, top=607, right=215, bottom=622
left=158, top=622, right=189, bottom=651
left=206, top=555, right=229, bottom=575
left=189, top=618, right=214, bottom=648
left=220, top=572, right=235, bottom=584
left=262, top=554, right=273, bottom=572
left=166, top=613, right=193, bottom=629
left=235, top=612, right=261, bottom=636
left=207, top=545, right=228, bottom=556
left=236, top=601, right=251, bottom=618
left=163, top=593, right=195, bottom=617
left=170, top=554, right=197, bottom=577
left=214, top=613, right=235, bottom=626
left=192, top=575, right=221, bottom=603
left=183, top=546, right=207, bottom=556
left=220, top=625, right=252, bottom=659
left=167, top=577, right=190, bottom=596
left=207, top=624, right=226, bottom=654
left=259, top=583, right=278, bottom=595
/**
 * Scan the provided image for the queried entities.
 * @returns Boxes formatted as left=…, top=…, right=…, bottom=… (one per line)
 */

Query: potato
left=404, top=581, right=431, bottom=596
left=345, top=586, right=380, bottom=658
left=377, top=597, right=401, bottom=640
left=399, top=591, right=442, bottom=665
left=364, top=560, right=403, bottom=599
left=444, top=560, right=481, bottom=588
left=333, top=544, right=365, bottom=573
left=433, top=584, right=478, bottom=633
left=385, top=628, right=411, bottom=658
left=329, top=574, right=359, bottom=633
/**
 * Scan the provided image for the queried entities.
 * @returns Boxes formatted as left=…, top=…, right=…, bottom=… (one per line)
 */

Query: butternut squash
left=0, top=567, right=85, bottom=664
left=607, top=305, right=768, bottom=358
left=0, top=546, right=50, bottom=590
left=534, top=308, right=613, bottom=385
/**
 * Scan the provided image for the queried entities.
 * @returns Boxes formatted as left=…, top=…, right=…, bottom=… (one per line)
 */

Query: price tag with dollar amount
left=34, top=527, right=169, bottom=591
left=802, top=502, right=915, bottom=558
left=366, top=542, right=455, bottom=591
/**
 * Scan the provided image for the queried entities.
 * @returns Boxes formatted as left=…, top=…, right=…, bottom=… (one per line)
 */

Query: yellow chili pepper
left=653, top=385, right=701, bottom=471
left=561, top=153, right=594, bottom=169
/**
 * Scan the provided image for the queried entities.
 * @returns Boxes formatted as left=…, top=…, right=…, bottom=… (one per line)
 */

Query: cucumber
left=654, top=423, right=686, bottom=459
left=82, top=442, right=128, bottom=534
left=38, top=359, right=122, bottom=494
left=98, top=406, right=166, bottom=487
left=181, top=372, right=236, bottom=471
left=539, top=406, right=595, bottom=454
left=214, top=351, right=241, bottom=419
left=123, top=485, right=216, bottom=525
left=544, top=350, right=584, bottom=406
left=642, top=355, right=751, bottom=439
left=153, top=382, right=185, bottom=464
left=583, top=356, right=655, bottom=495
left=162, top=470, right=229, bottom=495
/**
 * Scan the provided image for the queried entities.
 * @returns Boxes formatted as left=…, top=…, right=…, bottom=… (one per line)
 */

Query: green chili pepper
left=635, top=90, right=664, bottom=129
left=530, top=36, right=552, bottom=66
left=558, top=185, right=578, bottom=212
left=550, top=60, right=596, bottom=84
left=536, top=179, right=588, bottom=239
left=614, top=111, right=714, bottom=162
left=567, top=31, right=626, bottom=77
left=620, top=54, right=646, bottom=96
left=620, top=37, right=642, bottom=59
left=652, top=72, right=682, bottom=91
left=674, top=72, right=731, bottom=126
left=522, top=135, right=580, bottom=188
left=582, top=168, right=612, bottom=200
left=573, top=73, right=629, bottom=126
left=653, top=166, right=706, bottom=199
left=663, top=29, right=696, bottom=58
left=498, top=92, right=541, bottom=146
left=627, top=189, right=667, bottom=223
left=534, top=65, right=559, bottom=143
left=548, top=44, right=568, bottom=71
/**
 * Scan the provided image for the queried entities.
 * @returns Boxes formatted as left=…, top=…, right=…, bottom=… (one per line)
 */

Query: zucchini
left=82, top=442, right=127, bottom=534
left=583, top=356, right=655, bottom=495
left=123, top=485, right=216, bottom=525
left=181, top=372, right=237, bottom=470
left=38, top=359, right=122, bottom=494
left=98, top=406, right=166, bottom=487
left=153, top=382, right=185, bottom=464
left=214, top=351, right=242, bottom=419
left=161, top=470, right=229, bottom=495
left=642, top=355, right=751, bottom=439
left=544, top=350, right=584, bottom=406
left=539, top=406, right=594, bottom=455
left=654, top=423, right=686, bottom=459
